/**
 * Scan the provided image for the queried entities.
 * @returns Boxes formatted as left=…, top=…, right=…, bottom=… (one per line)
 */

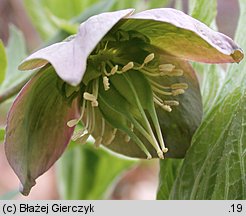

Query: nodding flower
left=5, top=8, right=243, bottom=195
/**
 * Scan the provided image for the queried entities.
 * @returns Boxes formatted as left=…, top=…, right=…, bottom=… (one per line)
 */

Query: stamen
left=72, top=129, right=88, bottom=141
left=103, top=66, right=111, bottom=76
left=103, top=76, right=110, bottom=91
left=94, top=118, right=105, bottom=148
left=124, top=135, right=131, bottom=142
left=67, top=98, right=86, bottom=127
left=172, top=89, right=185, bottom=96
left=121, top=62, right=134, bottom=72
left=163, top=148, right=168, bottom=153
left=157, top=150, right=164, bottom=159
left=164, top=100, right=179, bottom=106
left=83, top=92, right=98, bottom=107
left=104, top=128, right=117, bottom=145
left=144, top=53, right=155, bottom=64
left=67, top=119, right=79, bottom=128
left=110, top=65, right=118, bottom=75
left=125, top=123, right=134, bottom=142
left=88, top=104, right=95, bottom=133
left=77, top=133, right=90, bottom=144
left=152, top=86, right=172, bottom=95
left=160, top=69, right=184, bottom=77
left=94, top=137, right=102, bottom=148
left=171, top=83, right=188, bottom=90
left=154, top=98, right=172, bottom=112
left=159, top=64, right=175, bottom=72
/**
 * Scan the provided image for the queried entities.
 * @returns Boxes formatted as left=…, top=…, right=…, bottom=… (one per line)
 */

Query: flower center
left=67, top=30, right=188, bottom=159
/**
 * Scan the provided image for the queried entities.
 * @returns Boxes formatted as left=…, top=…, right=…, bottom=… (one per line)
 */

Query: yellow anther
left=83, top=92, right=98, bottom=107
left=154, top=97, right=172, bottom=112
left=91, top=101, right=99, bottom=107
left=110, top=65, right=118, bottom=75
left=67, top=119, right=79, bottom=127
left=122, top=62, right=134, bottom=72
left=83, top=92, right=96, bottom=101
left=171, top=83, right=188, bottom=90
left=147, top=155, right=152, bottom=160
left=172, top=69, right=184, bottom=76
left=164, top=100, right=179, bottom=106
left=157, top=150, right=164, bottom=159
left=163, top=147, right=168, bottom=153
left=161, top=104, right=172, bottom=112
left=172, top=89, right=185, bottom=96
left=103, top=76, right=110, bottom=91
left=159, top=64, right=175, bottom=72
left=160, top=68, right=184, bottom=77
left=144, top=53, right=155, bottom=64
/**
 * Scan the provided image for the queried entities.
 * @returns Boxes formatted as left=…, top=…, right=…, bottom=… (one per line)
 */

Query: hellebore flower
left=5, top=8, right=243, bottom=195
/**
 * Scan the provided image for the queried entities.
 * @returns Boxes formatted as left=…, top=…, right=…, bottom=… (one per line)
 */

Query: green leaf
left=57, top=142, right=135, bottom=199
left=157, top=159, right=182, bottom=200
left=146, top=0, right=169, bottom=8
left=195, top=64, right=225, bottom=115
left=42, top=0, right=97, bottom=20
left=24, top=0, right=57, bottom=40
left=46, top=0, right=116, bottom=45
left=0, top=25, right=32, bottom=93
left=167, top=0, right=246, bottom=199
left=46, top=10, right=79, bottom=35
left=189, top=0, right=217, bottom=26
left=0, top=40, right=7, bottom=84
left=170, top=87, right=246, bottom=199
left=24, top=0, right=115, bottom=40
left=5, top=66, right=79, bottom=196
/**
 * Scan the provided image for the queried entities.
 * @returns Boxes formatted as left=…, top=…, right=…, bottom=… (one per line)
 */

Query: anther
left=161, top=105, right=172, bottom=112
left=171, top=83, right=188, bottom=90
left=172, top=69, right=184, bottom=76
left=163, top=147, right=168, bottom=153
left=159, top=64, right=175, bottom=72
left=110, top=65, right=118, bottom=75
left=172, top=89, right=185, bottom=96
left=83, top=92, right=98, bottom=107
left=160, top=69, right=184, bottom=77
left=103, top=76, right=110, bottom=91
left=67, top=119, right=79, bottom=127
left=147, top=155, right=152, bottom=160
left=121, top=62, right=134, bottom=72
left=91, top=101, right=99, bottom=106
left=144, top=53, right=155, bottom=64
left=164, top=100, right=179, bottom=106
left=154, top=98, right=172, bottom=112
left=157, top=150, right=164, bottom=159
